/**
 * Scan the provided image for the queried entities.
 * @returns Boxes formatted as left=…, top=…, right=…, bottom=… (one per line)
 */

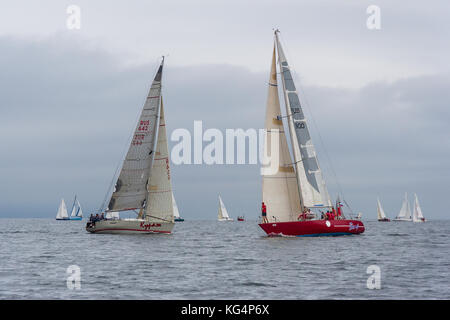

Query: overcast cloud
left=0, top=1, right=449, bottom=219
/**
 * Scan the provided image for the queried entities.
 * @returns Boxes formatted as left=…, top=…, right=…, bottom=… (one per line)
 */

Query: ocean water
left=0, top=219, right=449, bottom=299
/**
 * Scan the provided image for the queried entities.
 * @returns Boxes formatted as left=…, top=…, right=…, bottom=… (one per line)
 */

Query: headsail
left=56, top=199, right=69, bottom=219
left=144, top=100, right=174, bottom=223
left=107, top=61, right=164, bottom=212
left=413, top=194, right=424, bottom=222
left=274, top=31, right=331, bottom=209
left=70, top=196, right=83, bottom=217
left=396, top=192, right=411, bottom=220
left=377, top=198, right=387, bottom=220
left=172, top=193, right=180, bottom=219
left=262, top=44, right=302, bottom=222
left=218, top=195, right=230, bottom=219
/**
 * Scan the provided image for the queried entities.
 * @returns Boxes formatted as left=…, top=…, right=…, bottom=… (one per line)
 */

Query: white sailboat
left=69, top=195, right=83, bottom=220
left=393, top=192, right=412, bottom=221
left=56, top=199, right=69, bottom=220
left=412, top=193, right=426, bottom=222
left=173, top=192, right=184, bottom=222
left=218, top=195, right=233, bottom=221
left=86, top=58, right=175, bottom=234
left=258, top=30, right=365, bottom=236
left=377, top=198, right=390, bottom=222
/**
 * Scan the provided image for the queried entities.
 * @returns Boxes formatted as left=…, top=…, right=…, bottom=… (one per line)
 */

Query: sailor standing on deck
left=261, top=202, right=269, bottom=223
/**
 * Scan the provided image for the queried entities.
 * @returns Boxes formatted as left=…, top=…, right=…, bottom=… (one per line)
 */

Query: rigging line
left=277, top=32, right=345, bottom=202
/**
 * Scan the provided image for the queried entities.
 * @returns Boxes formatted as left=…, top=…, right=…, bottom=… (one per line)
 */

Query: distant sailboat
left=69, top=195, right=83, bottom=220
left=393, top=193, right=412, bottom=221
left=377, top=198, right=390, bottom=222
left=173, top=193, right=184, bottom=222
left=258, top=30, right=364, bottom=236
left=86, top=58, right=175, bottom=234
left=218, top=195, right=233, bottom=221
left=412, top=193, right=426, bottom=222
left=56, top=199, right=69, bottom=220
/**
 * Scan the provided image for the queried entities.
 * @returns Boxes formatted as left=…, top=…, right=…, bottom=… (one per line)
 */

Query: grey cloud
left=0, top=36, right=448, bottom=220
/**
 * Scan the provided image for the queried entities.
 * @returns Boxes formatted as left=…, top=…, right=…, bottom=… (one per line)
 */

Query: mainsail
left=396, top=192, right=411, bottom=220
left=218, top=195, right=230, bottom=220
left=274, top=31, right=331, bottom=209
left=413, top=194, right=424, bottom=222
left=172, top=193, right=180, bottom=219
left=377, top=198, right=387, bottom=220
left=56, top=199, right=69, bottom=219
left=107, top=62, right=164, bottom=212
left=262, top=45, right=302, bottom=222
left=144, top=100, right=174, bottom=223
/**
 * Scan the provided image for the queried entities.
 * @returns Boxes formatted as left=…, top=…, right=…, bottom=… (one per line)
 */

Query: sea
left=0, top=219, right=449, bottom=299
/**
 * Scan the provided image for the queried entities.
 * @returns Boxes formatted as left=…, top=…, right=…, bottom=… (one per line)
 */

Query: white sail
left=218, top=195, right=232, bottom=220
left=172, top=192, right=180, bottom=218
left=56, top=199, right=69, bottom=219
left=395, top=192, right=412, bottom=220
left=107, top=62, right=164, bottom=212
left=262, top=44, right=302, bottom=222
left=413, top=194, right=425, bottom=222
left=377, top=198, right=387, bottom=220
left=144, top=100, right=174, bottom=223
left=105, top=211, right=120, bottom=219
left=70, top=196, right=83, bottom=217
left=275, top=31, right=331, bottom=209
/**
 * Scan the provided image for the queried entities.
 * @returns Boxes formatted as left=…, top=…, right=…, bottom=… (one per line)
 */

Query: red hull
left=258, top=219, right=365, bottom=237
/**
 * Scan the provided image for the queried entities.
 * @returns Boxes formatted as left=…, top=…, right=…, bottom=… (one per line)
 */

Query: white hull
left=86, top=219, right=174, bottom=234
left=393, top=218, right=412, bottom=222
left=218, top=218, right=234, bottom=222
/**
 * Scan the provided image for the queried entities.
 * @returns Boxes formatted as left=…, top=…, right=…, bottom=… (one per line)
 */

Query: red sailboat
left=258, top=30, right=364, bottom=237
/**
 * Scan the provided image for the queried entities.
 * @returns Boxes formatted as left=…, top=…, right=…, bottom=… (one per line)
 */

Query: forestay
left=107, top=62, right=163, bottom=212
left=275, top=31, right=331, bottom=209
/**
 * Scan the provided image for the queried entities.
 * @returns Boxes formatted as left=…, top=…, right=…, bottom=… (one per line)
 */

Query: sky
left=0, top=0, right=449, bottom=219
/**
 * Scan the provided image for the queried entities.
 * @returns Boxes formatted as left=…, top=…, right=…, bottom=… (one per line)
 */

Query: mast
left=106, top=58, right=164, bottom=213
left=274, top=30, right=331, bottom=210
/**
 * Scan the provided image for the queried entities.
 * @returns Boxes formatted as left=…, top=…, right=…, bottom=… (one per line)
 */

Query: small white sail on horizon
left=70, top=196, right=83, bottom=218
left=172, top=193, right=180, bottom=219
left=394, top=192, right=412, bottom=221
left=413, top=193, right=425, bottom=222
left=56, top=199, right=69, bottom=220
left=377, top=198, right=388, bottom=221
left=218, top=195, right=233, bottom=221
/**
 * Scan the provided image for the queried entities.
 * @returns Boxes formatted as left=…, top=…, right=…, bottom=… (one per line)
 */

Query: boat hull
left=174, top=218, right=184, bottom=222
left=218, top=218, right=234, bottom=222
left=258, top=219, right=365, bottom=237
left=86, top=219, right=174, bottom=234
left=393, top=218, right=412, bottom=222
left=378, top=218, right=390, bottom=222
left=69, top=217, right=82, bottom=221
